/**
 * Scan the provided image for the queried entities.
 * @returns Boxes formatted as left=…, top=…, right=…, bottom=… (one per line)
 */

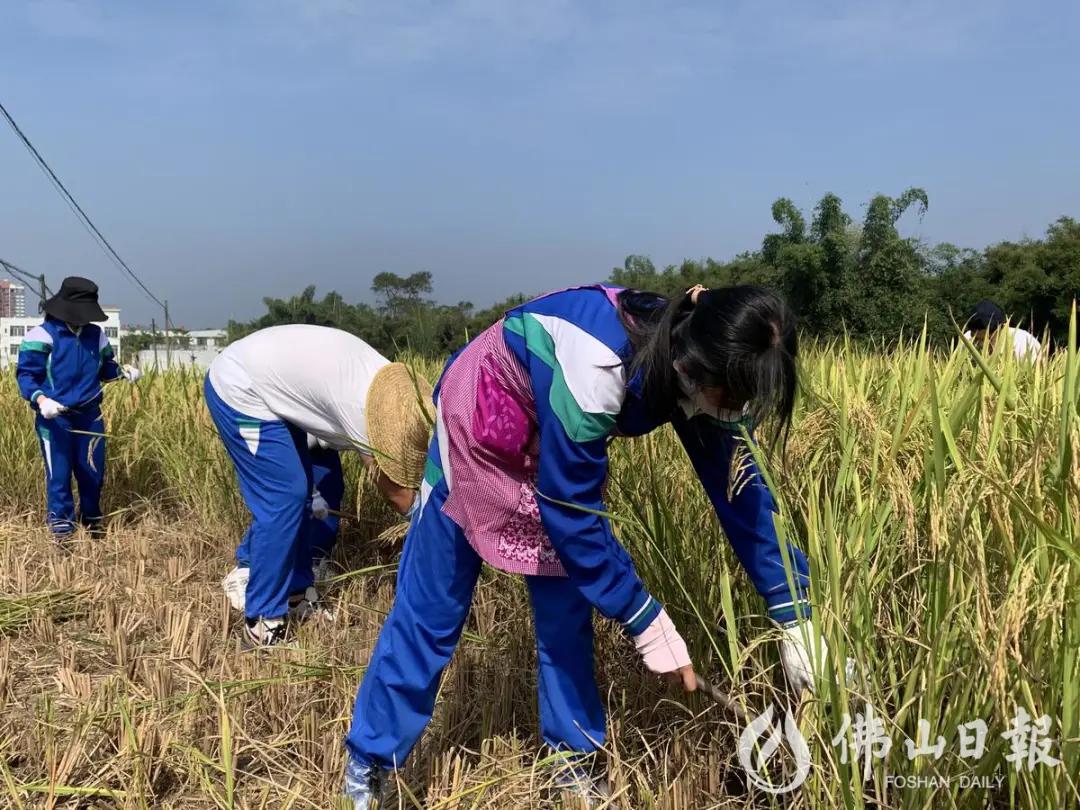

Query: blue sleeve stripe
left=30, top=389, right=45, bottom=403
left=768, top=599, right=812, bottom=625
left=623, top=594, right=660, bottom=636
left=19, top=340, right=50, bottom=353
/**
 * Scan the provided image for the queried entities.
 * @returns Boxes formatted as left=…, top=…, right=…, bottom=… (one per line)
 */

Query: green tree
left=982, top=217, right=1080, bottom=341
left=609, top=255, right=661, bottom=291
left=225, top=197, right=1077, bottom=354
left=371, top=271, right=434, bottom=317
left=757, top=192, right=855, bottom=334
left=848, top=188, right=930, bottom=338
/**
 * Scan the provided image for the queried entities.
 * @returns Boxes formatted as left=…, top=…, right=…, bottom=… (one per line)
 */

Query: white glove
left=122, top=364, right=142, bottom=383
left=779, top=621, right=828, bottom=694
left=311, top=491, right=329, bottom=520
left=37, top=397, right=66, bottom=420
left=307, top=433, right=333, bottom=451
left=222, top=565, right=249, bottom=612
left=633, top=608, right=692, bottom=674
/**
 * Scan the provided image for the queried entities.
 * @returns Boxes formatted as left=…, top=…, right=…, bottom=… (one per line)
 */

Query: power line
left=0, top=256, right=52, bottom=314
left=0, top=99, right=166, bottom=311
left=0, top=257, right=51, bottom=296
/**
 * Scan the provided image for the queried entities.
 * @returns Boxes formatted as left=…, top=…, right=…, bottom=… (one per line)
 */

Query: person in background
left=343, top=284, right=830, bottom=808
left=963, top=299, right=1042, bottom=360
left=15, top=276, right=140, bottom=540
left=206, top=324, right=433, bottom=649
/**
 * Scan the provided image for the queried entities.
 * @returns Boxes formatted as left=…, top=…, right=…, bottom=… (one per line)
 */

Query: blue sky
left=1, top=0, right=1078, bottom=326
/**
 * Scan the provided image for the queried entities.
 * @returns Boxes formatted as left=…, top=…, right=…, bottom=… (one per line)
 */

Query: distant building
left=187, top=328, right=227, bottom=350
left=136, top=327, right=227, bottom=371
left=0, top=280, right=27, bottom=318
left=0, top=307, right=123, bottom=370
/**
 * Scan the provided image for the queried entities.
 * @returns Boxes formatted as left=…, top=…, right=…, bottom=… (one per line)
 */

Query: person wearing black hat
left=963, top=299, right=1042, bottom=360
left=15, top=276, right=140, bottom=539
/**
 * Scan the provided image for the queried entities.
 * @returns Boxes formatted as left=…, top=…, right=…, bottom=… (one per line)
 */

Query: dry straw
left=0, top=310, right=1076, bottom=807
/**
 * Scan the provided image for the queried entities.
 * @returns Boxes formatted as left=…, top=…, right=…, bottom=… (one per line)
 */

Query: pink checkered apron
left=437, top=286, right=621, bottom=577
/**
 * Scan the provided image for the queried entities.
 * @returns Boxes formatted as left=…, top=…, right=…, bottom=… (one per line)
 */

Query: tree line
left=229, top=189, right=1080, bottom=356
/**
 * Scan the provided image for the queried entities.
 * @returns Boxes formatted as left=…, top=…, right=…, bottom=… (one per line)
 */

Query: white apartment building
left=0, top=307, right=123, bottom=370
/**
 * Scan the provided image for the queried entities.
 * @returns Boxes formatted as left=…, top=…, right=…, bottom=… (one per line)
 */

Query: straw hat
left=365, top=363, right=435, bottom=489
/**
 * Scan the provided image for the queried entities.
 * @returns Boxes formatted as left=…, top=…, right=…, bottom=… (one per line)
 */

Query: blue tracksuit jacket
left=16, top=318, right=123, bottom=409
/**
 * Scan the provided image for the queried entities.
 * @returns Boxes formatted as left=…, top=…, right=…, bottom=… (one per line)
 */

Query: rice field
left=0, top=319, right=1076, bottom=809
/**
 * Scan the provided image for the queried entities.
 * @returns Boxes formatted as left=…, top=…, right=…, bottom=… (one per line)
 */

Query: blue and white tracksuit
left=345, top=286, right=812, bottom=769
left=347, top=436, right=608, bottom=766
left=16, top=318, right=123, bottom=535
left=205, top=377, right=317, bottom=620
left=204, top=325, right=390, bottom=621
left=230, top=441, right=344, bottom=575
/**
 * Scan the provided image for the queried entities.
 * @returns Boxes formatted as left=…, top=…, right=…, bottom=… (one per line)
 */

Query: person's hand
left=633, top=608, right=697, bottom=692
left=311, top=491, right=329, bottom=520
left=779, top=620, right=828, bottom=694
left=36, top=396, right=66, bottom=419
left=122, top=364, right=142, bottom=383
left=664, top=664, right=698, bottom=692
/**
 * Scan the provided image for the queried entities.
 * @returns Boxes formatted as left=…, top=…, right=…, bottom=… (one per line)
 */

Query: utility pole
left=0, top=259, right=49, bottom=313
left=152, top=317, right=159, bottom=369
left=164, top=300, right=172, bottom=368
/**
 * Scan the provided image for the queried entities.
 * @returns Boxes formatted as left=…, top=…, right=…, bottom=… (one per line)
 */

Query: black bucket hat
left=966, top=299, right=1006, bottom=332
left=44, top=277, right=108, bottom=325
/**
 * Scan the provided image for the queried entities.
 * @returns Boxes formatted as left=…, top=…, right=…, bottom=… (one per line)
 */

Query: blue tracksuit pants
left=204, top=375, right=315, bottom=620
left=234, top=447, right=343, bottom=568
left=309, top=448, right=344, bottom=562
left=345, top=434, right=605, bottom=769
left=36, top=405, right=106, bottom=536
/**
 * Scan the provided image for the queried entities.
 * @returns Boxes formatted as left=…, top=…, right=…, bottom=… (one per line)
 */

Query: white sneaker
left=222, top=566, right=249, bottom=612
left=288, top=586, right=335, bottom=622
left=343, top=756, right=384, bottom=809
left=551, top=756, right=612, bottom=808
left=242, top=616, right=291, bottom=650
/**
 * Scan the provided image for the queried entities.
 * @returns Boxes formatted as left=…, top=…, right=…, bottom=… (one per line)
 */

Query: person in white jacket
left=963, top=299, right=1042, bottom=360
left=205, top=324, right=433, bottom=648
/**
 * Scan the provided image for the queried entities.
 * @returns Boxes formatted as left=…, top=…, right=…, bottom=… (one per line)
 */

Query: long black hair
left=618, top=285, right=798, bottom=444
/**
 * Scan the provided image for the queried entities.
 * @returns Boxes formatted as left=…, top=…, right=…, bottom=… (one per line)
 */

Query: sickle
left=694, top=675, right=752, bottom=724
